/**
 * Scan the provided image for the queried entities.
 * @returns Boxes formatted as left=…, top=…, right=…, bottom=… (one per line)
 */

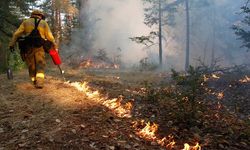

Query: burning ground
left=0, top=66, right=249, bottom=150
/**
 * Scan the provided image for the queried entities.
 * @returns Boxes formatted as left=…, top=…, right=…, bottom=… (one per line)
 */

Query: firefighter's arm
left=44, top=22, right=57, bottom=50
left=9, top=22, right=25, bottom=47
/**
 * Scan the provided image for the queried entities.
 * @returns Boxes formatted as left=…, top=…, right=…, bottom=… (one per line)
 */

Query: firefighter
left=9, top=10, right=57, bottom=88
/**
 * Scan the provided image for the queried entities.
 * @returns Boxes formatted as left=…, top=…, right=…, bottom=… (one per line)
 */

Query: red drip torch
left=49, top=49, right=65, bottom=77
left=49, top=49, right=61, bottom=65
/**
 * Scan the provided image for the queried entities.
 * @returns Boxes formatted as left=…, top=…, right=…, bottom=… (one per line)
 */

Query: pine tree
left=130, top=0, right=181, bottom=67
left=39, top=0, right=78, bottom=46
left=232, top=0, right=250, bottom=51
left=0, top=0, right=36, bottom=72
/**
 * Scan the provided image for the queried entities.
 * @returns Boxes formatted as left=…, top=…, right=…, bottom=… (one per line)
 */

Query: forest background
left=0, top=0, right=249, bottom=72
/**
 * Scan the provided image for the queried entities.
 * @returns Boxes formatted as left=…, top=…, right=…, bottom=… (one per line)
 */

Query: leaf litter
left=0, top=68, right=249, bottom=149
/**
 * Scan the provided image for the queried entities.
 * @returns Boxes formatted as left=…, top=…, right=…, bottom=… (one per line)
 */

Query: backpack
left=25, top=18, right=44, bottom=48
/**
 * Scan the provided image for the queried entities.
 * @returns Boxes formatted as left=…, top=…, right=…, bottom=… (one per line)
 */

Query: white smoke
left=80, top=0, right=151, bottom=65
left=164, top=0, right=249, bottom=70
left=66, top=0, right=249, bottom=70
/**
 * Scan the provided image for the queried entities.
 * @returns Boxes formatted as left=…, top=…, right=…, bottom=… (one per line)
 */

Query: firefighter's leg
left=25, top=51, right=36, bottom=84
left=34, top=47, right=46, bottom=88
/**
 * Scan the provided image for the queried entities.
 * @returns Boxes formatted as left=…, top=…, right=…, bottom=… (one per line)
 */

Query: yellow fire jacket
left=9, top=17, right=56, bottom=48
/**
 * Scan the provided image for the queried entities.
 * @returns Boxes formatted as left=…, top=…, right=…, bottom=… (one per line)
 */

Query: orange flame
left=239, top=76, right=250, bottom=83
left=203, top=75, right=209, bottom=82
left=138, top=122, right=158, bottom=140
left=125, top=102, right=132, bottom=110
left=183, top=143, right=201, bottom=150
left=217, top=92, right=224, bottom=100
left=157, top=135, right=176, bottom=149
left=66, top=81, right=132, bottom=118
left=102, top=98, right=132, bottom=118
left=134, top=121, right=176, bottom=148
left=67, top=81, right=202, bottom=149
left=211, top=74, right=220, bottom=79
left=79, top=58, right=120, bottom=69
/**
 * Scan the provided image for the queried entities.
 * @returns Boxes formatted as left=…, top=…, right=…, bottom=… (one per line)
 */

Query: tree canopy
left=233, top=0, right=250, bottom=51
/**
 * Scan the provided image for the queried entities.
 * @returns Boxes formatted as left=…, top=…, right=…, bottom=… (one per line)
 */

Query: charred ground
left=0, top=66, right=249, bottom=150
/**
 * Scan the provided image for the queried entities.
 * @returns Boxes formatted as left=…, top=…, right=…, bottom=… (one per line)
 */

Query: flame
left=239, top=76, right=250, bottom=83
left=211, top=74, right=220, bottom=79
left=158, top=135, right=176, bottom=149
left=79, top=58, right=120, bottom=69
left=69, top=81, right=89, bottom=92
left=114, top=64, right=120, bottom=69
left=124, top=102, right=132, bottom=110
left=183, top=143, right=190, bottom=150
left=66, top=81, right=132, bottom=118
left=183, top=143, right=201, bottom=150
left=217, top=102, right=222, bottom=109
left=68, top=81, right=100, bottom=99
left=217, top=92, right=224, bottom=100
left=133, top=121, right=176, bottom=148
left=66, top=81, right=203, bottom=149
left=138, top=122, right=158, bottom=140
left=157, top=137, right=167, bottom=146
left=103, top=98, right=121, bottom=109
left=102, top=98, right=132, bottom=118
left=87, top=91, right=100, bottom=99
left=85, top=59, right=91, bottom=67
left=203, top=75, right=209, bottom=82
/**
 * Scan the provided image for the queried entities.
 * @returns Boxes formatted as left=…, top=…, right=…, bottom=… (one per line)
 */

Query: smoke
left=65, top=0, right=249, bottom=70
left=66, top=0, right=151, bottom=66
left=164, top=0, right=249, bottom=70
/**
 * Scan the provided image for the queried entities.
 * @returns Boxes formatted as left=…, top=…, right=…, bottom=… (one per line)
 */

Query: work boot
left=35, top=78, right=44, bottom=89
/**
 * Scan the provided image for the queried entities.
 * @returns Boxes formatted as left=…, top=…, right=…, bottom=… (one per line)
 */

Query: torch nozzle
left=57, top=65, right=66, bottom=81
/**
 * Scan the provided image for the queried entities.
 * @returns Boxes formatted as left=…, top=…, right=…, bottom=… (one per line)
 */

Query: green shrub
left=8, top=51, right=26, bottom=71
left=171, top=66, right=206, bottom=126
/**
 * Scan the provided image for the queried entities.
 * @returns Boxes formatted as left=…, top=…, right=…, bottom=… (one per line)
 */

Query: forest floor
left=0, top=66, right=249, bottom=150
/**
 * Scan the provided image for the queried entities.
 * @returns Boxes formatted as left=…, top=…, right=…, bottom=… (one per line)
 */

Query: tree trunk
left=185, top=0, right=190, bottom=71
left=58, top=9, right=62, bottom=45
left=51, top=0, right=55, bottom=33
left=55, top=8, right=60, bottom=46
left=158, top=0, right=163, bottom=67
left=211, top=5, right=216, bottom=68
